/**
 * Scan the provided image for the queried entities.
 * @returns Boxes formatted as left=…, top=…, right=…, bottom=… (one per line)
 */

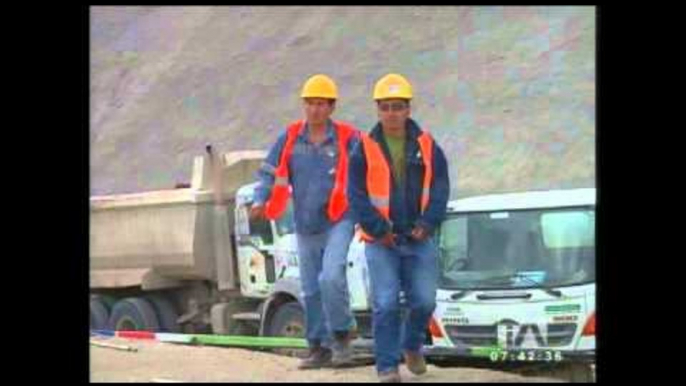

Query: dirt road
left=90, top=337, right=566, bottom=382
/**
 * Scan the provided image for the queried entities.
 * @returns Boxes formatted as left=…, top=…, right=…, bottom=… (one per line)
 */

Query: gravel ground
left=90, top=337, right=567, bottom=383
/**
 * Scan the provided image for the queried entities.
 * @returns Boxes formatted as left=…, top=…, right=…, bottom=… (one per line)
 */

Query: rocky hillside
left=90, top=6, right=595, bottom=197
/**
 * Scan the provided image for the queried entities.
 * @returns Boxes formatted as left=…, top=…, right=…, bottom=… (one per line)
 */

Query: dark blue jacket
left=347, top=118, right=451, bottom=242
left=254, top=119, right=358, bottom=235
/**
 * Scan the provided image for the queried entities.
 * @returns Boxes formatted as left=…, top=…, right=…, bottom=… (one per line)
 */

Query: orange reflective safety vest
left=264, top=120, right=358, bottom=222
left=358, top=130, right=434, bottom=242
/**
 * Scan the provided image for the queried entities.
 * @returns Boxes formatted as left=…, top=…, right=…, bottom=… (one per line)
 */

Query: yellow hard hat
left=301, top=74, right=338, bottom=99
left=373, top=73, right=413, bottom=100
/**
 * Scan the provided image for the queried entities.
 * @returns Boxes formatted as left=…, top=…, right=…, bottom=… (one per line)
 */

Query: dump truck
left=90, top=148, right=373, bottom=343
left=90, top=149, right=594, bottom=380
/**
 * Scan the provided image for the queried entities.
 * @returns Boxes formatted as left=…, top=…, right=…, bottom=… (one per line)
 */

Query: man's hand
left=378, top=232, right=397, bottom=248
left=410, top=225, right=429, bottom=242
left=249, top=204, right=266, bottom=221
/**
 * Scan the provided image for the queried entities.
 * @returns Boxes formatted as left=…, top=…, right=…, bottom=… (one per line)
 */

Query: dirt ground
left=90, top=337, right=569, bottom=383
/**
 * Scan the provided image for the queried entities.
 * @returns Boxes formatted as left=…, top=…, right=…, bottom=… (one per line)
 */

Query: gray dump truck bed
left=90, top=151, right=265, bottom=291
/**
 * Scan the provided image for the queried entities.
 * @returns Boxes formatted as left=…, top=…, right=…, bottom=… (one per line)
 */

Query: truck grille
left=444, top=323, right=577, bottom=348
left=445, top=325, right=497, bottom=347
left=545, top=323, right=577, bottom=346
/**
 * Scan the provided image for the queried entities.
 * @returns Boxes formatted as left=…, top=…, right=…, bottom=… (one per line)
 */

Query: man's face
left=303, top=98, right=335, bottom=126
left=377, top=98, right=410, bottom=132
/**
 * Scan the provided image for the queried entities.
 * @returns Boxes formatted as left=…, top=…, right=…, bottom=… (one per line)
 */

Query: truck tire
left=266, top=302, right=306, bottom=357
left=145, top=294, right=180, bottom=332
left=92, top=294, right=117, bottom=312
left=90, top=298, right=109, bottom=330
left=108, top=297, right=160, bottom=331
left=98, top=295, right=118, bottom=311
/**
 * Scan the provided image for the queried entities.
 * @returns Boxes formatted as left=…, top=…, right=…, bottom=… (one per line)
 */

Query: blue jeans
left=365, top=238, right=439, bottom=373
left=296, top=218, right=356, bottom=348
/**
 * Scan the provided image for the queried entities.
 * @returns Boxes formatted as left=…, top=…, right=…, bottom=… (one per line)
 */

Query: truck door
left=234, top=202, right=278, bottom=297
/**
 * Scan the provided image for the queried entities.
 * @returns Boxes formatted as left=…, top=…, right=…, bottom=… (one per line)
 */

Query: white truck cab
left=231, top=183, right=373, bottom=341
left=426, top=188, right=595, bottom=380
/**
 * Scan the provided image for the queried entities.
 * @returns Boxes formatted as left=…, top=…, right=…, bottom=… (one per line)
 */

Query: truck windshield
left=437, top=207, right=595, bottom=290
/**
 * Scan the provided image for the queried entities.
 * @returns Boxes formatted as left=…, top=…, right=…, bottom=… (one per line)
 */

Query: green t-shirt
left=383, top=133, right=406, bottom=186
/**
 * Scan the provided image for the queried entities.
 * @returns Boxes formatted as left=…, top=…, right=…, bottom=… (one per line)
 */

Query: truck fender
left=258, top=278, right=303, bottom=336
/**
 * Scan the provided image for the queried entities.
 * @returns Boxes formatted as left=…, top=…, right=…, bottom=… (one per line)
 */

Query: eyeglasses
left=378, top=101, right=408, bottom=112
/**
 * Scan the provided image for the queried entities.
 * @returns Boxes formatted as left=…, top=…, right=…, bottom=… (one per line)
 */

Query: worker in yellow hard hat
left=348, top=73, right=451, bottom=383
left=251, top=74, right=360, bottom=370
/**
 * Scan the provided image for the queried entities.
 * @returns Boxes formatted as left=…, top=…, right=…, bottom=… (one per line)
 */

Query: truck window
left=541, top=210, right=595, bottom=282
left=250, top=217, right=273, bottom=245
left=239, top=203, right=274, bottom=246
left=437, top=207, right=595, bottom=290
left=438, top=217, right=468, bottom=272
left=541, top=211, right=594, bottom=248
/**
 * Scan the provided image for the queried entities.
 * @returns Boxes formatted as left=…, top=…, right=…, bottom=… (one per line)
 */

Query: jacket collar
left=300, top=118, right=336, bottom=142
left=370, top=118, right=422, bottom=142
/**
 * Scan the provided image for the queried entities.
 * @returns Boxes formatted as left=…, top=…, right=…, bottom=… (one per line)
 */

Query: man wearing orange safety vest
left=347, top=74, right=450, bottom=383
left=251, top=74, right=360, bottom=370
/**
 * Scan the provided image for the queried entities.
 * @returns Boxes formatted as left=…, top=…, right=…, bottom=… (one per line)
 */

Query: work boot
left=403, top=350, right=427, bottom=375
left=297, top=346, right=332, bottom=370
left=331, top=331, right=355, bottom=368
left=378, top=368, right=402, bottom=383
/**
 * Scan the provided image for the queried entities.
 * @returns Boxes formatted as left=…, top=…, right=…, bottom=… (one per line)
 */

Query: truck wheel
left=145, top=294, right=180, bottom=332
left=90, top=298, right=109, bottom=330
left=108, top=297, right=160, bottom=331
left=266, top=302, right=307, bottom=357
left=91, top=294, right=117, bottom=310
left=98, top=295, right=117, bottom=311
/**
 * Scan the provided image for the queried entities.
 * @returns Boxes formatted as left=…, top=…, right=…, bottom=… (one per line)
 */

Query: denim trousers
left=296, top=218, right=356, bottom=348
left=365, top=237, right=438, bottom=373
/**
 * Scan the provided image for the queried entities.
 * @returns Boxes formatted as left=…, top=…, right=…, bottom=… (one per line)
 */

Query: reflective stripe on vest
left=417, top=132, right=434, bottom=211
left=264, top=120, right=357, bottom=221
left=358, top=129, right=434, bottom=242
